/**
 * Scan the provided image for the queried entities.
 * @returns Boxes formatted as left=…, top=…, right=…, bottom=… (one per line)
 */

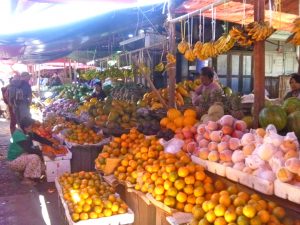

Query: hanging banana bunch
left=184, top=18, right=196, bottom=62
left=178, top=20, right=189, bottom=54
left=229, top=26, right=253, bottom=47
left=246, top=21, right=275, bottom=41
left=154, top=45, right=165, bottom=72
left=166, top=53, right=176, bottom=65
left=287, top=18, right=300, bottom=45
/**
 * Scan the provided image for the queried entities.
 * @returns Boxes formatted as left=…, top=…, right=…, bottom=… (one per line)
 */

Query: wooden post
left=253, top=0, right=265, bottom=128
left=69, top=59, right=72, bottom=82
left=167, top=0, right=176, bottom=108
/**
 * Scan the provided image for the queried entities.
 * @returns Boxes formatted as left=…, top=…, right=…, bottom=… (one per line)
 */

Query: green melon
left=282, top=97, right=300, bottom=115
left=259, top=105, right=287, bottom=131
left=287, top=111, right=300, bottom=138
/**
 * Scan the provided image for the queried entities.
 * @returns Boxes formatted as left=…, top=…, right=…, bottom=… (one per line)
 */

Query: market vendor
left=7, top=117, right=58, bottom=185
left=191, top=67, right=222, bottom=105
left=284, top=73, right=300, bottom=100
left=91, top=81, right=106, bottom=101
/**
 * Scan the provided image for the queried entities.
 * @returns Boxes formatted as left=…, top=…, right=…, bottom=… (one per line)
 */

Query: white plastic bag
left=264, top=125, right=284, bottom=147
left=159, top=138, right=184, bottom=154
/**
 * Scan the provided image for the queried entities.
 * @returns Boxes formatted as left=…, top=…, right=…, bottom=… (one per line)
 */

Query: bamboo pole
left=253, top=0, right=265, bottom=128
left=132, top=57, right=168, bottom=109
left=167, top=0, right=176, bottom=108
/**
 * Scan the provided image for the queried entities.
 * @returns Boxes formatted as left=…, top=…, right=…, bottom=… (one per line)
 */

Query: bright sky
left=0, top=0, right=167, bottom=34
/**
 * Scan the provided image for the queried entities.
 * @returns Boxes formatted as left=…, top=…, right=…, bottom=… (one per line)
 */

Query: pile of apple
left=193, top=115, right=248, bottom=165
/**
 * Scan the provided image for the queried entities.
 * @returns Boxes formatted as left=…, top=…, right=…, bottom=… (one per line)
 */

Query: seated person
left=7, top=117, right=58, bottom=185
left=191, top=67, right=222, bottom=105
left=284, top=73, right=300, bottom=100
left=91, top=81, right=106, bottom=101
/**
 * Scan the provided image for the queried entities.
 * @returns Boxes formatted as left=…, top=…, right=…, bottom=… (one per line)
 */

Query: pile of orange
left=59, top=171, right=129, bottom=222
left=65, top=124, right=103, bottom=145
left=41, top=144, right=68, bottom=156
left=190, top=185, right=299, bottom=225
left=95, top=128, right=164, bottom=182
left=133, top=150, right=221, bottom=213
left=160, top=108, right=198, bottom=132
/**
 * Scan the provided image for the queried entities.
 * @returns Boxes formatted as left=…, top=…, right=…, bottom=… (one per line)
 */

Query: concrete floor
left=0, top=120, right=62, bottom=225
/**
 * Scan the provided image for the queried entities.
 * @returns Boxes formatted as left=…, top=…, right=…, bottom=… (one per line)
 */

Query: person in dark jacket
left=9, top=72, right=32, bottom=125
left=7, top=117, right=58, bottom=185
left=284, top=73, right=300, bottom=100
left=91, top=81, right=106, bottom=101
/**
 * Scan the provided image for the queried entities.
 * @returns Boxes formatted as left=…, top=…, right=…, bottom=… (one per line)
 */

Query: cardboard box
left=46, top=159, right=71, bottom=182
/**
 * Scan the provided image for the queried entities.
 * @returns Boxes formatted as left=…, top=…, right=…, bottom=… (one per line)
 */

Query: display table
left=55, top=178, right=135, bottom=225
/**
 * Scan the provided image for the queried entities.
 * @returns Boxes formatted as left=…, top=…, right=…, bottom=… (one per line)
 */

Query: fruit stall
left=27, top=0, right=300, bottom=225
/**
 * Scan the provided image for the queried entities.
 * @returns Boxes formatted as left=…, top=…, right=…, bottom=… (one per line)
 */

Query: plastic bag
left=264, top=125, right=284, bottom=147
left=245, top=154, right=265, bottom=170
left=159, top=138, right=184, bottom=154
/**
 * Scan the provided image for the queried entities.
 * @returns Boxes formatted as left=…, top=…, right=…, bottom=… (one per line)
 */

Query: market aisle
left=0, top=120, right=62, bottom=225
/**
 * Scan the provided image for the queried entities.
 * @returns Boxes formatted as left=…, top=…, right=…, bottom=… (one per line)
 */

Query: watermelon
left=287, top=111, right=300, bottom=138
left=282, top=97, right=300, bottom=115
left=259, top=105, right=287, bottom=131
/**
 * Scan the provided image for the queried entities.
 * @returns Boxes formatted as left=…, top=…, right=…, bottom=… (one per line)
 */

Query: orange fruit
left=195, top=170, right=206, bottom=181
left=214, top=204, right=227, bottom=217
left=199, top=218, right=210, bottom=225
left=184, top=109, right=197, bottom=118
left=154, top=185, right=165, bottom=195
left=194, top=186, right=205, bottom=197
left=237, top=215, right=250, bottom=225
left=272, top=206, right=286, bottom=219
left=176, top=192, right=187, bottom=203
left=176, top=202, right=185, bottom=211
left=187, top=195, right=196, bottom=204
left=71, top=212, right=80, bottom=222
left=206, top=210, right=217, bottom=223
left=243, top=205, right=257, bottom=219
left=257, top=210, right=270, bottom=223
left=103, top=208, right=112, bottom=217
left=204, top=183, right=215, bottom=194
left=219, top=194, right=231, bottom=207
left=184, top=203, right=194, bottom=213
left=214, top=217, right=227, bottom=225
left=167, top=108, right=182, bottom=120
left=184, top=175, right=195, bottom=185
left=164, top=196, right=176, bottom=207
left=224, top=208, right=237, bottom=223
left=178, top=167, right=189, bottom=177
left=183, top=184, right=194, bottom=195
left=174, top=179, right=185, bottom=190
left=79, top=212, right=89, bottom=220
left=166, top=187, right=178, bottom=197
left=192, top=205, right=205, bottom=220
left=196, top=196, right=205, bottom=205
left=250, top=216, right=262, bottom=225
left=89, top=212, right=98, bottom=219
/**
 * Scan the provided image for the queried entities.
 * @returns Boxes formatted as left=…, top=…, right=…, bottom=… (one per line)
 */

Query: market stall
left=2, top=0, right=300, bottom=224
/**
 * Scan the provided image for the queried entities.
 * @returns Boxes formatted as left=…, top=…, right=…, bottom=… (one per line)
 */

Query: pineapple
left=229, top=93, right=244, bottom=119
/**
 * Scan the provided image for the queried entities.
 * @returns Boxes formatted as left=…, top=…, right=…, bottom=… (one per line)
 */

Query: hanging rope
left=202, top=14, right=205, bottom=42
left=191, top=16, right=194, bottom=45
left=242, top=0, right=246, bottom=26
left=211, top=5, right=216, bottom=41
left=274, top=0, right=282, bottom=28
left=268, top=0, right=273, bottom=25
left=199, top=10, right=202, bottom=41
left=187, top=15, right=190, bottom=46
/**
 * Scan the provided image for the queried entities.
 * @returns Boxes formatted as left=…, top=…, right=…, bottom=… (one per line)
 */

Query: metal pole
left=169, top=0, right=229, bottom=23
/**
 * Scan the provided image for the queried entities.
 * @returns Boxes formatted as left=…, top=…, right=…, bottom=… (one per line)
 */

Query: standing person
left=9, top=72, right=32, bottom=126
left=50, top=72, right=62, bottom=87
left=1, top=77, right=17, bottom=134
left=191, top=67, right=222, bottom=105
left=7, top=117, right=58, bottom=185
left=284, top=73, right=300, bottom=100
left=91, top=81, right=106, bottom=101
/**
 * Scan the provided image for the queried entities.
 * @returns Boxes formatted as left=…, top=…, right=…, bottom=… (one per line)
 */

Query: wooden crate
left=117, top=185, right=156, bottom=225
left=70, top=145, right=102, bottom=172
